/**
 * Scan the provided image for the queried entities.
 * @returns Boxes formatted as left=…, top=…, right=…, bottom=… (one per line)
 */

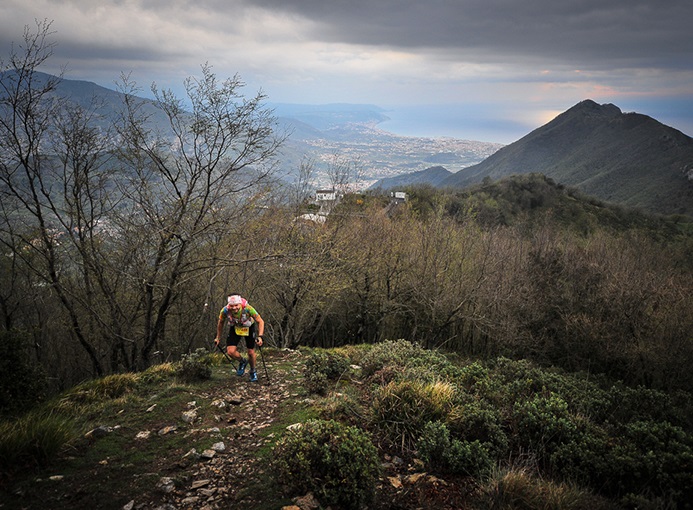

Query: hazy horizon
left=3, top=1, right=692, bottom=145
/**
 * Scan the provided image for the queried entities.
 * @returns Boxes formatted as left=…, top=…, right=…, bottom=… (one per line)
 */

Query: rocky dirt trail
left=2, top=350, right=304, bottom=510
left=122, top=350, right=305, bottom=510
left=2, top=349, right=471, bottom=510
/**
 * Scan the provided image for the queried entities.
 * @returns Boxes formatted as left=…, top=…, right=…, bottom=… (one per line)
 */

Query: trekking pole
left=258, top=343, right=270, bottom=385
left=214, top=342, right=238, bottom=371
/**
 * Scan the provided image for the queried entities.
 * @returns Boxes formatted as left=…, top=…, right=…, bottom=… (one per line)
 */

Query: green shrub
left=512, top=392, right=580, bottom=459
left=333, top=344, right=372, bottom=365
left=305, top=349, right=350, bottom=380
left=304, top=349, right=351, bottom=380
left=604, top=384, right=688, bottom=427
left=551, top=419, right=693, bottom=506
left=613, top=420, right=693, bottom=504
left=446, top=399, right=509, bottom=457
left=303, top=349, right=351, bottom=395
left=0, top=411, right=76, bottom=471
left=478, top=357, right=693, bottom=505
left=0, top=330, right=47, bottom=415
left=273, top=419, right=381, bottom=509
left=304, top=369, right=328, bottom=395
left=370, top=379, right=455, bottom=451
left=417, top=421, right=493, bottom=478
left=548, top=424, right=613, bottom=487
left=176, top=348, right=213, bottom=382
left=316, top=392, right=366, bottom=425
left=456, top=360, right=492, bottom=390
left=491, top=357, right=610, bottom=418
left=360, top=339, right=458, bottom=385
left=359, top=339, right=421, bottom=377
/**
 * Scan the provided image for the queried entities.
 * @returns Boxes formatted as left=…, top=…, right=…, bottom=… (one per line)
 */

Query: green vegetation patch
left=0, top=411, right=77, bottom=471
left=360, top=339, right=693, bottom=507
left=272, top=419, right=381, bottom=509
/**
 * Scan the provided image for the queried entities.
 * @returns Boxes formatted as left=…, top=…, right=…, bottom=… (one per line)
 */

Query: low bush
left=604, top=383, right=690, bottom=427
left=273, top=419, right=381, bottom=509
left=481, top=356, right=693, bottom=505
left=304, top=348, right=350, bottom=379
left=456, top=360, right=492, bottom=390
left=360, top=339, right=459, bottom=385
left=417, top=420, right=493, bottom=478
left=176, top=348, right=213, bottom=382
left=359, top=339, right=421, bottom=377
left=512, top=392, right=580, bottom=459
left=304, top=369, right=328, bottom=395
left=316, top=391, right=366, bottom=425
left=609, top=420, right=693, bottom=504
left=446, top=399, right=509, bottom=457
left=490, top=357, right=609, bottom=416
left=303, top=348, right=351, bottom=395
left=333, top=344, right=372, bottom=365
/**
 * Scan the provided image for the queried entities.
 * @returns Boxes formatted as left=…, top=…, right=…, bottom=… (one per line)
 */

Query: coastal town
left=287, top=124, right=504, bottom=189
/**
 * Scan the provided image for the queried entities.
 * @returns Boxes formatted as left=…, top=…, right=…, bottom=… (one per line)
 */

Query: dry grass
left=481, top=466, right=614, bottom=510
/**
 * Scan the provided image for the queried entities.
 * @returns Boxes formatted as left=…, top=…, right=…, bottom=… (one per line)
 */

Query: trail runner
left=214, top=294, right=265, bottom=382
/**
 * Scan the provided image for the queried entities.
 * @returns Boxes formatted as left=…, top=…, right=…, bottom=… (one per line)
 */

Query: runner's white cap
left=228, top=295, right=243, bottom=305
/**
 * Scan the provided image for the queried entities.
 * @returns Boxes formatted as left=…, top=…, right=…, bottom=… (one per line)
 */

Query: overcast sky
left=2, top=0, right=692, bottom=143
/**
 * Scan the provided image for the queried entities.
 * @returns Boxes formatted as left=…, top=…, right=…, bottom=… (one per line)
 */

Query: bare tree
left=326, top=152, right=366, bottom=194
left=0, top=20, right=108, bottom=375
left=112, top=64, right=285, bottom=368
left=290, top=156, right=317, bottom=211
left=1, top=23, right=285, bottom=380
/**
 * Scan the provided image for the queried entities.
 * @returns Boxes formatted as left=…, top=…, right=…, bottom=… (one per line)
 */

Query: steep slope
left=441, top=100, right=693, bottom=216
left=369, top=165, right=453, bottom=189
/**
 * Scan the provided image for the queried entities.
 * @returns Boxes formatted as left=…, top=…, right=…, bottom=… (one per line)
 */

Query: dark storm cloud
left=2, top=0, right=692, bottom=140
left=248, top=0, right=693, bottom=69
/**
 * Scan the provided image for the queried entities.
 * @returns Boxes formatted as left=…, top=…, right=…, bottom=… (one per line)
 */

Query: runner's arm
left=254, top=313, right=265, bottom=344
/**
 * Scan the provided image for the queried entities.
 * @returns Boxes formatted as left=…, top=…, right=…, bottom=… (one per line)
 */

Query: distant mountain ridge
left=0, top=70, right=170, bottom=127
left=441, top=100, right=693, bottom=216
left=11, top=73, right=684, bottom=214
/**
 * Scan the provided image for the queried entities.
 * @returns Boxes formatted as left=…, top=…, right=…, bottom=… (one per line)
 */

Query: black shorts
left=226, top=323, right=258, bottom=350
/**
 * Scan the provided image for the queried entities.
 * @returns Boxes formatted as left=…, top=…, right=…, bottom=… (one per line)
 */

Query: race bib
left=235, top=326, right=250, bottom=336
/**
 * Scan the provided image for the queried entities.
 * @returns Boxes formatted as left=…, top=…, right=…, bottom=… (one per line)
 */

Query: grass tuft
left=55, top=373, right=140, bottom=415
left=370, top=379, right=456, bottom=451
left=139, top=362, right=177, bottom=384
left=482, top=465, right=614, bottom=510
left=0, top=411, right=77, bottom=471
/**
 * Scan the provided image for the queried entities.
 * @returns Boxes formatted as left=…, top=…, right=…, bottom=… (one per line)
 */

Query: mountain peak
left=564, top=99, right=622, bottom=118
left=441, top=99, right=693, bottom=216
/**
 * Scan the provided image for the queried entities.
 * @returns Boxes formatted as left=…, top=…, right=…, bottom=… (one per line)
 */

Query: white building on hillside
left=390, top=191, right=407, bottom=204
left=315, top=189, right=337, bottom=201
